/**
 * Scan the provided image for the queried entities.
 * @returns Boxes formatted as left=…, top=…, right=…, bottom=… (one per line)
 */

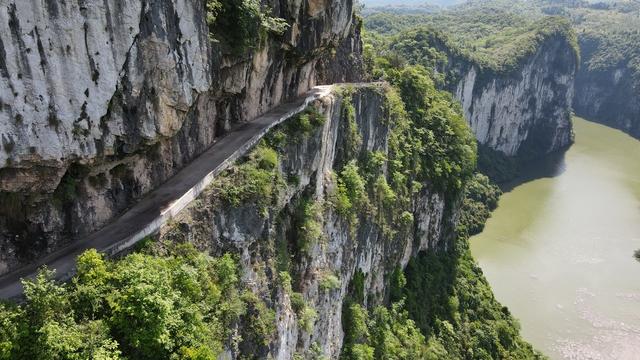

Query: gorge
left=0, top=0, right=638, bottom=359
left=472, top=117, right=640, bottom=359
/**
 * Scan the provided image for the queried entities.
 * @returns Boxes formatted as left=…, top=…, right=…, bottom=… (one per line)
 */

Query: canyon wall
left=450, top=35, right=578, bottom=159
left=0, top=0, right=362, bottom=273
left=155, top=85, right=455, bottom=358
left=392, top=26, right=579, bottom=160
left=573, top=38, right=640, bottom=139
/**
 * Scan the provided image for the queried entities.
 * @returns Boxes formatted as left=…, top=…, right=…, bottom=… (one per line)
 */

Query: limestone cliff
left=156, top=85, right=454, bottom=358
left=0, top=0, right=362, bottom=273
left=573, top=37, right=640, bottom=139
left=452, top=35, right=577, bottom=159
left=392, top=25, right=578, bottom=160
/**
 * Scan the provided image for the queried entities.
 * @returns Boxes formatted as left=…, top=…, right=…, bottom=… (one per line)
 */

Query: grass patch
left=214, top=143, right=284, bottom=213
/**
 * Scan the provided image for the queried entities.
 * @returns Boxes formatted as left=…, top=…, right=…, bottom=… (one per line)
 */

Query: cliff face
left=451, top=35, right=578, bottom=158
left=573, top=38, right=640, bottom=139
left=157, top=85, right=454, bottom=358
left=0, top=0, right=362, bottom=273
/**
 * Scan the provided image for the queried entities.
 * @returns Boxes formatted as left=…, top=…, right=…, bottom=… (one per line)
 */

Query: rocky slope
left=451, top=34, right=577, bottom=159
left=0, top=2, right=549, bottom=358
left=0, top=0, right=362, bottom=273
left=573, top=38, right=640, bottom=139
left=385, top=17, right=579, bottom=160
left=154, top=84, right=455, bottom=359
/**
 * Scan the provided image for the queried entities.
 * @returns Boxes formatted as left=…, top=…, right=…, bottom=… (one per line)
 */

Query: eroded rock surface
left=0, top=0, right=361, bottom=274
left=574, top=38, right=640, bottom=139
left=157, top=86, right=453, bottom=358
left=451, top=35, right=578, bottom=158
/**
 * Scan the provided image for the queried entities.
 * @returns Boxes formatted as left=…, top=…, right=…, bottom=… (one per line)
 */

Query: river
left=471, top=117, right=640, bottom=360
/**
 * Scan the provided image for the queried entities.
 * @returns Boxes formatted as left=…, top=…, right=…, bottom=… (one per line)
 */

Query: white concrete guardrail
left=102, top=85, right=333, bottom=257
left=0, top=84, right=353, bottom=300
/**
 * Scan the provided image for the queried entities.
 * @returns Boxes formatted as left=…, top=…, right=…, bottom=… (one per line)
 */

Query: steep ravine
left=155, top=85, right=455, bottom=358
left=0, top=0, right=362, bottom=273
left=0, top=77, right=541, bottom=358
left=389, top=24, right=578, bottom=162
left=0, top=2, right=574, bottom=359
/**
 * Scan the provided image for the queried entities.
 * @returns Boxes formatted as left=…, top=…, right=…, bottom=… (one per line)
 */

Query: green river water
left=471, top=117, right=640, bottom=359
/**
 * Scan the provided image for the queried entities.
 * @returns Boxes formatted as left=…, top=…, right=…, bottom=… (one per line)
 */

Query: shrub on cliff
left=0, top=246, right=272, bottom=360
left=386, top=65, right=477, bottom=192
left=459, top=173, right=502, bottom=236
left=341, top=302, right=429, bottom=360
left=400, top=245, right=546, bottom=360
left=206, top=0, right=288, bottom=53
left=214, top=142, right=284, bottom=213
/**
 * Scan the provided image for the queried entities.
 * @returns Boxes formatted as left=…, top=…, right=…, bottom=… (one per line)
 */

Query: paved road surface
left=0, top=85, right=333, bottom=299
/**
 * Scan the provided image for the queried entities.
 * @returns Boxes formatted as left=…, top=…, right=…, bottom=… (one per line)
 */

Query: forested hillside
left=365, top=1, right=579, bottom=72
left=364, top=0, right=640, bottom=138
left=364, top=2, right=579, bottom=182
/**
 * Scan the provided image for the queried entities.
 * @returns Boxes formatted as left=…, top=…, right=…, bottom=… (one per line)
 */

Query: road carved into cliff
left=0, top=85, right=336, bottom=299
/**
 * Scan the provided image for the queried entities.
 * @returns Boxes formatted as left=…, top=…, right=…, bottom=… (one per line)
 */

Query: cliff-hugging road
left=0, top=85, right=335, bottom=299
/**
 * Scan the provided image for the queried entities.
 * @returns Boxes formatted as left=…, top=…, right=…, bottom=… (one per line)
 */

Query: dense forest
left=364, top=1, right=580, bottom=74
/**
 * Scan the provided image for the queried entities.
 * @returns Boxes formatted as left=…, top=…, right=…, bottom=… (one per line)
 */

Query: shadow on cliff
left=499, top=149, right=569, bottom=193
left=477, top=142, right=570, bottom=192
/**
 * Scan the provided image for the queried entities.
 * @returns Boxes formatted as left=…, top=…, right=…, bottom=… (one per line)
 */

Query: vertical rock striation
left=573, top=38, right=640, bottom=139
left=451, top=35, right=578, bottom=159
left=0, top=0, right=362, bottom=274
left=157, top=85, right=454, bottom=358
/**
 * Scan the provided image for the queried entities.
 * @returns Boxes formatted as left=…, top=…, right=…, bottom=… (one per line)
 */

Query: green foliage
left=387, top=66, right=477, bottom=191
left=298, top=306, right=318, bottom=334
left=290, top=292, right=305, bottom=313
left=341, top=302, right=429, bottom=360
left=365, top=0, right=640, bottom=88
left=328, top=74, right=476, bottom=246
left=330, top=161, right=370, bottom=224
left=349, top=270, right=366, bottom=305
left=240, top=291, right=277, bottom=346
left=214, top=143, right=284, bottom=212
left=339, top=161, right=369, bottom=211
left=0, top=304, right=18, bottom=359
left=296, top=199, right=324, bottom=255
left=290, top=293, right=316, bottom=333
left=279, top=271, right=293, bottom=294
left=0, top=246, right=272, bottom=359
left=548, top=0, right=640, bottom=81
left=340, top=165, right=539, bottom=359
left=341, top=303, right=374, bottom=360
left=401, top=245, right=546, bottom=360
left=372, top=175, right=396, bottom=210
left=319, top=273, right=341, bottom=292
left=364, top=1, right=579, bottom=75
left=330, top=78, right=475, bottom=243
left=459, top=173, right=502, bottom=236
left=283, top=107, right=326, bottom=143
left=206, top=0, right=289, bottom=54
left=336, top=87, right=363, bottom=160
left=389, top=266, right=407, bottom=303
